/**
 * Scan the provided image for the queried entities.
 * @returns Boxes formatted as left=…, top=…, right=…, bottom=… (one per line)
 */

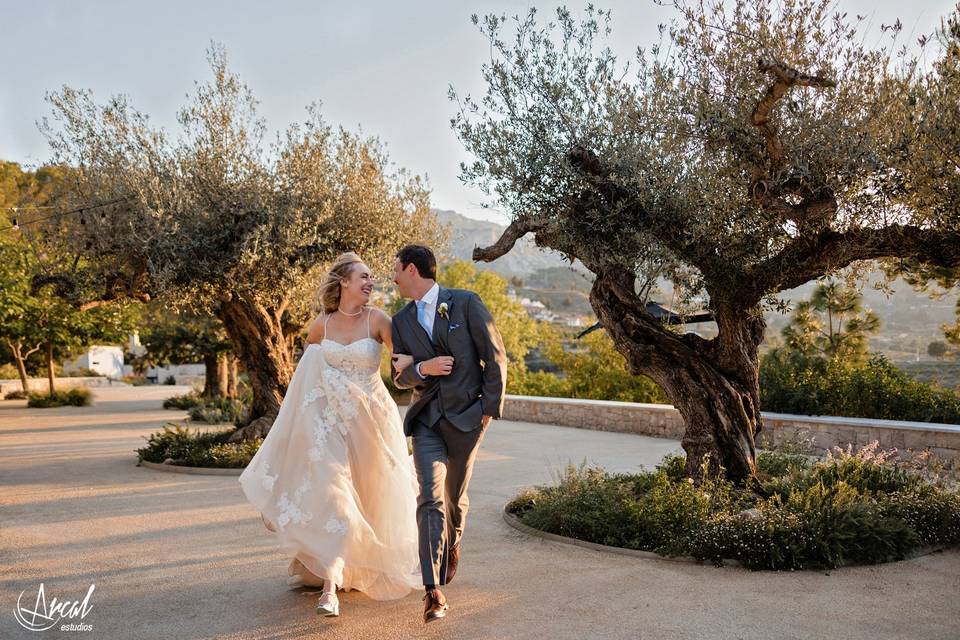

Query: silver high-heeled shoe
left=315, top=592, right=339, bottom=617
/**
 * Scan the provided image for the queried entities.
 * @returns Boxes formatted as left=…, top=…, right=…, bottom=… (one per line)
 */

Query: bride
left=239, top=252, right=420, bottom=617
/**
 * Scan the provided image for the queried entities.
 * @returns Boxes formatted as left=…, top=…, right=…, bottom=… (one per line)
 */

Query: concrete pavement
left=2, top=386, right=958, bottom=640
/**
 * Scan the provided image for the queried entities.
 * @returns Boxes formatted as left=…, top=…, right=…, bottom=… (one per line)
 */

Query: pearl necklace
left=337, top=306, right=364, bottom=317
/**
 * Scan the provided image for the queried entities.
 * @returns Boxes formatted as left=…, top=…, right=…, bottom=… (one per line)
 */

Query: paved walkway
left=2, top=386, right=958, bottom=640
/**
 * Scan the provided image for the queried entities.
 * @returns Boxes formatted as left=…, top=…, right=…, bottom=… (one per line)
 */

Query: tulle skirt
left=239, top=343, right=421, bottom=600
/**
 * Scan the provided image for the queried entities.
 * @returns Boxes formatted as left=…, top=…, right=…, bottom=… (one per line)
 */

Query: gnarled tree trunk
left=591, top=267, right=762, bottom=483
left=216, top=293, right=295, bottom=442
left=201, top=353, right=225, bottom=399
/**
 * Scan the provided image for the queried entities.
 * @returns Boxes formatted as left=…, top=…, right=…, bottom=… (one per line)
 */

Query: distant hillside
left=434, top=209, right=582, bottom=277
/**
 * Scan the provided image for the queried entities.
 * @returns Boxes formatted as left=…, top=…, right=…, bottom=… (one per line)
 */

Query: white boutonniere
left=438, top=302, right=450, bottom=319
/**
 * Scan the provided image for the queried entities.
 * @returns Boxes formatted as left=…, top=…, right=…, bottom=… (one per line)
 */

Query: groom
left=391, top=244, right=507, bottom=624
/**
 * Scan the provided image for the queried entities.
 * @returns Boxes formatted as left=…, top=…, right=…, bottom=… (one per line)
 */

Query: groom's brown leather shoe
left=422, top=588, right=449, bottom=623
left=444, top=544, right=460, bottom=584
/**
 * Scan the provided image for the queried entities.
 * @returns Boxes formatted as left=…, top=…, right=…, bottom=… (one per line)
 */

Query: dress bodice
left=319, top=338, right=383, bottom=387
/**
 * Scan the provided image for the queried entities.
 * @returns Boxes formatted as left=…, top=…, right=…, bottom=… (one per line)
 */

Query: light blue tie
left=416, top=300, right=431, bottom=337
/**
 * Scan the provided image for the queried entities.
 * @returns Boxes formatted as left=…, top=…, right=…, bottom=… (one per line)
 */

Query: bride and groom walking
left=238, top=244, right=508, bottom=623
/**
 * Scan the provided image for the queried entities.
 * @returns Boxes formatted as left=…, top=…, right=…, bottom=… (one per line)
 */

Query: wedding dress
left=239, top=311, right=421, bottom=600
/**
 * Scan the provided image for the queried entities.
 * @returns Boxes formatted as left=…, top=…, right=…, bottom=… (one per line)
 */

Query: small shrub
left=66, top=367, right=102, bottom=378
left=188, top=397, right=247, bottom=424
left=121, top=374, right=149, bottom=386
left=27, top=387, right=93, bottom=407
left=163, top=392, right=204, bottom=410
left=193, top=440, right=262, bottom=468
left=4, top=389, right=28, bottom=400
left=756, top=450, right=812, bottom=478
left=164, top=375, right=177, bottom=385
left=0, top=363, right=21, bottom=379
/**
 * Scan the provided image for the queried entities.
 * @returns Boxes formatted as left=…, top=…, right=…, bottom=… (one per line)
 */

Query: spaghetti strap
left=366, top=307, right=371, bottom=339
left=323, top=312, right=331, bottom=339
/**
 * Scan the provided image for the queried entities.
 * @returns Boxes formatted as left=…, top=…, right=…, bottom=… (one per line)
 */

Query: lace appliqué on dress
left=275, top=472, right=313, bottom=530
left=324, top=516, right=348, bottom=536
left=302, top=386, right=324, bottom=408
left=309, top=405, right=338, bottom=461
left=259, top=463, right=278, bottom=492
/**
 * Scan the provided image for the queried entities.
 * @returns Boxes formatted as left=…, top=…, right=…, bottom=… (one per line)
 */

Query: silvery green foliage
left=888, top=8, right=960, bottom=229
left=451, top=1, right=945, bottom=308
left=40, top=45, right=437, bottom=319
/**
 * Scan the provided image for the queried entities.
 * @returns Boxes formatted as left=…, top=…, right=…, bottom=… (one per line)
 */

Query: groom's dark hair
left=396, top=244, right=437, bottom=279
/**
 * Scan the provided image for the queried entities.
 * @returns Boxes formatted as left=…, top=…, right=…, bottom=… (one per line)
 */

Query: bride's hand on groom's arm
left=391, top=353, right=414, bottom=372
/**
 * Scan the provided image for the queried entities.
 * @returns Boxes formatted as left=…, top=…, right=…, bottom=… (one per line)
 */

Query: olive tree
left=33, top=46, right=441, bottom=439
left=453, top=2, right=960, bottom=481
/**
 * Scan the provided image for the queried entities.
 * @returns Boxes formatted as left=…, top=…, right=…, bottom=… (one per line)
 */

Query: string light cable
left=0, top=196, right=133, bottom=232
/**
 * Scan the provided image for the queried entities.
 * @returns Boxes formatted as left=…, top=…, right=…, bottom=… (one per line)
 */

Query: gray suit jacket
left=391, top=286, right=508, bottom=436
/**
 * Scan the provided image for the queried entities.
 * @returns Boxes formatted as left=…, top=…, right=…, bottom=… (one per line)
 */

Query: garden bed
left=506, top=444, right=959, bottom=571
left=136, top=423, right=260, bottom=469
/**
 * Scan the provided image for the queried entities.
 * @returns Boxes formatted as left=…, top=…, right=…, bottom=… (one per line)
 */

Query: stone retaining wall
left=0, top=377, right=128, bottom=395
left=502, top=395, right=960, bottom=461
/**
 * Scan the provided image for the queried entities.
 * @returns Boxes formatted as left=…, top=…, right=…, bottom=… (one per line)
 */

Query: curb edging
left=139, top=460, right=243, bottom=476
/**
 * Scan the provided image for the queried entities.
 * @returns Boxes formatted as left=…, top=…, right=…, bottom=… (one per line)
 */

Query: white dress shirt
left=414, top=282, right=440, bottom=379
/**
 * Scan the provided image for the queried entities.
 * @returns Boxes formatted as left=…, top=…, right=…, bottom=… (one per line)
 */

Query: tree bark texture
left=216, top=294, right=294, bottom=442
left=45, top=342, right=56, bottom=395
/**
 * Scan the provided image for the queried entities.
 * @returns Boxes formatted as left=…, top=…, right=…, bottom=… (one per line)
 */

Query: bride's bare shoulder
left=304, top=312, right=326, bottom=344
left=369, top=307, right=393, bottom=327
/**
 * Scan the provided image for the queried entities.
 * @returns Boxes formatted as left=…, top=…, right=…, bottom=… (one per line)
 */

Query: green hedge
left=508, top=447, right=959, bottom=570
left=760, top=350, right=960, bottom=423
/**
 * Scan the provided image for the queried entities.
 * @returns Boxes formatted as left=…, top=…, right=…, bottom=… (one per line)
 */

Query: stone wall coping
left=504, top=394, right=960, bottom=433
left=505, top=394, right=676, bottom=411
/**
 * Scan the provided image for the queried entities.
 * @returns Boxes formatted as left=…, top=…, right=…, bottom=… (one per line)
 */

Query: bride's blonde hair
left=316, top=252, right=364, bottom=314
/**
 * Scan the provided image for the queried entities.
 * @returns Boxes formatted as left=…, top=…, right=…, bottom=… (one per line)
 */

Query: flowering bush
left=507, top=443, right=959, bottom=570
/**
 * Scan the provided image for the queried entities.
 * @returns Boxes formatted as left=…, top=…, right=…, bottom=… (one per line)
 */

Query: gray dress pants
left=410, top=416, right=488, bottom=586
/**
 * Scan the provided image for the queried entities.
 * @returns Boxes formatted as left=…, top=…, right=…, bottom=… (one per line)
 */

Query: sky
left=1, top=0, right=954, bottom=224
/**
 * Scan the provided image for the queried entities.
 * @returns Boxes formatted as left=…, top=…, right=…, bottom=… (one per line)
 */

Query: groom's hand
left=420, top=356, right=455, bottom=376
